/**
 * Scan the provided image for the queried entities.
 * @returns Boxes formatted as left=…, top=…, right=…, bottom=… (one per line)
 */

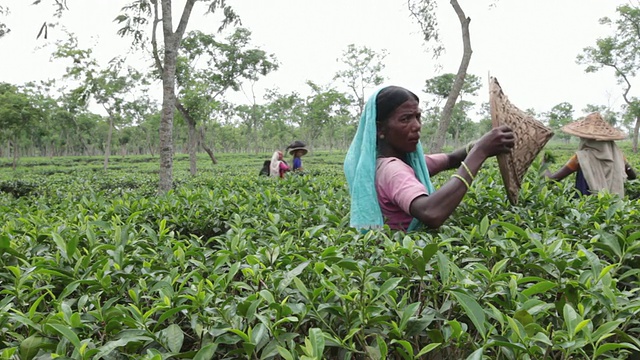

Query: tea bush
left=1, top=150, right=639, bottom=359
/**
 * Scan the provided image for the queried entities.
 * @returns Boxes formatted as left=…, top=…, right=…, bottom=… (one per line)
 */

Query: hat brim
left=490, top=77, right=554, bottom=205
left=561, top=125, right=626, bottom=141
left=288, top=147, right=308, bottom=156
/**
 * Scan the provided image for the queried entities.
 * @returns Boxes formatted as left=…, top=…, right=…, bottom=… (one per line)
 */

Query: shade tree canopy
left=577, top=2, right=640, bottom=151
left=333, top=44, right=388, bottom=118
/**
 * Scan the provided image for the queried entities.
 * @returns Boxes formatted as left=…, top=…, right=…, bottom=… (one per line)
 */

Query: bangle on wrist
left=461, top=161, right=475, bottom=181
left=451, top=174, right=470, bottom=190
left=465, top=141, right=475, bottom=155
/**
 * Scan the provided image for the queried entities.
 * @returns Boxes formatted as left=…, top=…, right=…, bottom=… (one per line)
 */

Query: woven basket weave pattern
left=561, top=113, right=626, bottom=141
left=490, top=77, right=554, bottom=205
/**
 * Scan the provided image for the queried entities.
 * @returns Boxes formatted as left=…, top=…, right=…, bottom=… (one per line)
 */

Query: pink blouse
left=375, top=154, right=449, bottom=230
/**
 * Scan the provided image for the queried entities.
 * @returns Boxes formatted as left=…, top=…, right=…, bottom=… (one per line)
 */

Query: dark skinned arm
left=427, top=143, right=474, bottom=176
left=408, top=126, right=514, bottom=229
left=544, top=165, right=576, bottom=182
left=446, top=146, right=470, bottom=170
left=409, top=149, right=485, bottom=228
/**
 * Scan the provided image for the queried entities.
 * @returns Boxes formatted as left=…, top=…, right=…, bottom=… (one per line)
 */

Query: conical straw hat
left=489, top=77, right=554, bottom=205
left=286, top=140, right=308, bottom=156
left=561, top=112, right=626, bottom=140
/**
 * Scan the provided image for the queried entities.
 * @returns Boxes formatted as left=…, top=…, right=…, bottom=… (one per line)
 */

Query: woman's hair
left=375, top=86, right=419, bottom=126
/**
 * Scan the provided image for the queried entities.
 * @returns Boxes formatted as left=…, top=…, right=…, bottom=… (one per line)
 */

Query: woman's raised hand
left=473, top=125, right=515, bottom=158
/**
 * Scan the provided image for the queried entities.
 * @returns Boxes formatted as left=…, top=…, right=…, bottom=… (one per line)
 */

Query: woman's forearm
left=446, top=147, right=469, bottom=169
left=410, top=150, right=485, bottom=228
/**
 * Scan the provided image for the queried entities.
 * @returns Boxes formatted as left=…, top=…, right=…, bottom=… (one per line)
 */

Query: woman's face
left=278, top=151, right=283, bottom=160
left=378, top=99, right=422, bottom=156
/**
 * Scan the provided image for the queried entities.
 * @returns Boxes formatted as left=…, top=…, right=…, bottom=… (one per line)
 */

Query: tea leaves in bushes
left=1, top=151, right=640, bottom=359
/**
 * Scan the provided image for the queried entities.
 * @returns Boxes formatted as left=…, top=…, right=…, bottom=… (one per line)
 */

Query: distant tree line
left=1, top=1, right=639, bottom=191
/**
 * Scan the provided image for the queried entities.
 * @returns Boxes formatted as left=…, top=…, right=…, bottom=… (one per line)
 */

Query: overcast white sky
left=0, top=0, right=635, bottom=120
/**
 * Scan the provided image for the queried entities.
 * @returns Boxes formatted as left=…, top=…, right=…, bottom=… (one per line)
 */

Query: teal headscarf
left=344, top=87, right=436, bottom=231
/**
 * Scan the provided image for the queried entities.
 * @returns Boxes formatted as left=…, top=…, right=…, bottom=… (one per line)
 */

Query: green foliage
left=333, top=44, right=388, bottom=116
left=1, top=151, right=640, bottom=359
left=577, top=3, right=640, bottom=147
left=424, top=73, right=482, bottom=99
left=544, top=102, right=574, bottom=142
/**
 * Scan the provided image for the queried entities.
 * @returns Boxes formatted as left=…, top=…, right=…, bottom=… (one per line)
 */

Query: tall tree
left=303, top=81, right=350, bottom=147
left=52, top=35, right=142, bottom=169
left=423, top=73, right=481, bottom=147
left=577, top=3, right=640, bottom=152
left=424, top=73, right=481, bottom=102
left=333, top=44, right=387, bottom=117
left=408, top=0, right=472, bottom=153
left=176, top=28, right=278, bottom=174
left=117, top=0, right=239, bottom=192
left=263, top=89, right=305, bottom=146
left=0, top=83, right=43, bottom=168
left=545, top=102, right=574, bottom=143
left=122, top=93, right=159, bottom=156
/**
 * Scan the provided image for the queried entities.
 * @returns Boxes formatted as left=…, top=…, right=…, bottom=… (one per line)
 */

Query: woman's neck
left=377, top=144, right=405, bottom=160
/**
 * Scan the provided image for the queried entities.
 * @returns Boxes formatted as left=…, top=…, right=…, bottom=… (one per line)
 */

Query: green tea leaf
left=522, top=280, right=556, bottom=297
left=466, top=347, right=484, bottom=360
left=422, top=243, right=438, bottom=263
left=162, top=324, right=184, bottom=353
left=563, top=304, right=579, bottom=339
left=277, top=346, right=295, bottom=360
left=277, top=260, right=310, bottom=292
left=591, top=320, right=624, bottom=343
left=20, top=335, right=55, bottom=360
left=0, top=234, right=10, bottom=248
left=594, top=342, right=639, bottom=358
left=390, top=339, right=414, bottom=357
left=450, top=291, right=486, bottom=339
left=373, top=277, right=402, bottom=301
left=598, top=264, right=616, bottom=282
left=416, top=343, right=441, bottom=357
left=513, top=309, right=534, bottom=326
left=574, top=319, right=591, bottom=336
left=47, top=323, right=81, bottom=348
left=308, top=328, right=325, bottom=359
left=376, top=334, right=388, bottom=359
left=194, top=343, right=218, bottom=360
left=436, top=251, right=450, bottom=285
left=96, top=333, right=146, bottom=357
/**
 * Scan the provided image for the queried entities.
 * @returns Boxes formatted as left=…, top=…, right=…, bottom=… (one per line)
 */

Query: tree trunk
left=430, top=0, right=472, bottom=153
left=65, top=131, right=70, bottom=156
left=633, top=115, right=639, bottom=153
left=454, top=126, right=460, bottom=147
left=12, top=136, right=17, bottom=170
left=72, top=117, right=90, bottom=156
left=104, top=114, right=114, bottom=171
left=199, top=126, right=218, bottom=165
left=158, top=3, right=178, bottom=192
left=147, top=130, right=155, bottom=157
left=158, top=0, right=196, bottom=193
left=176, top=100, right=198, bottom=175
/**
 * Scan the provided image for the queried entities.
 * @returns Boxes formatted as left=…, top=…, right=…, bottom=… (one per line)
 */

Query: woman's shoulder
left=376, top=156, right=409, bottom=168
left=376, top=157, right=415, bottom=180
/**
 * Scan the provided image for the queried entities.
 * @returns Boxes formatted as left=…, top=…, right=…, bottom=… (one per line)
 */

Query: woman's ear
left=376, top=121, right=387, bottom=140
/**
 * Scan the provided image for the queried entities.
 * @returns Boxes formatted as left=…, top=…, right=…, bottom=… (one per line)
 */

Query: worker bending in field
left=543, top=112, right=636, bottom=196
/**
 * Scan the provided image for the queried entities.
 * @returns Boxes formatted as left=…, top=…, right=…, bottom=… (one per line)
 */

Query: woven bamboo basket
left=489, top=77, right=554, bottom=205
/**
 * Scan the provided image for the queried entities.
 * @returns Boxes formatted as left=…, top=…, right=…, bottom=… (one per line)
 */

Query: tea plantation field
left=1, top=148, right=640, bottom=360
